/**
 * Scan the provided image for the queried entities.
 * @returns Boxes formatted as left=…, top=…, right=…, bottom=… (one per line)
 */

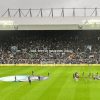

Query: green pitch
left=0, top=66, right=100, bottom=100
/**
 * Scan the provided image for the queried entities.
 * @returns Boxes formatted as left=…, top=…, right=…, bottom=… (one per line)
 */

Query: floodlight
left=82, top=19, right=100, bottom=25
left=0, top=20, right=14, bottom=25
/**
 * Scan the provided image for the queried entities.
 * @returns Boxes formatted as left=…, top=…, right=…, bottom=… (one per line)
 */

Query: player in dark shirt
left=38, top=76, right=41, bottom=81
left=48, top=72, right=50, bottom=77
left=15, top=76, right=16, bottom=82
left=28, top=76, right=31, bottom=84
left=32, top=71, right=34, bottom=76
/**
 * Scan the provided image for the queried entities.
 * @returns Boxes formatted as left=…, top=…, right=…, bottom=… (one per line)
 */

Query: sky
left=0, top=0, right=100, bottom=9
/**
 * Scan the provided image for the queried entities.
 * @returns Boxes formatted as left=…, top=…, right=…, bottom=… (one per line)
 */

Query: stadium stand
left=0, top=30, right=100, bottom=64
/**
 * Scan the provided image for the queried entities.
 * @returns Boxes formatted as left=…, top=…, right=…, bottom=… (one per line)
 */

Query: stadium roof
left=0, top=8, right=100, bottom=30
left=0, top=0, right=100, bottom=30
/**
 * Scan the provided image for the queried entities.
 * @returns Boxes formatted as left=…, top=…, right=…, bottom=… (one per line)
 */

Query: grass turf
left=0, top=66, right=100, bottom=100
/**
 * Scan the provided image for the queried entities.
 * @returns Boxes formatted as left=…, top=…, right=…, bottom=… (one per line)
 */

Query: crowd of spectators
left=0, top=31, right=100, bottom=64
